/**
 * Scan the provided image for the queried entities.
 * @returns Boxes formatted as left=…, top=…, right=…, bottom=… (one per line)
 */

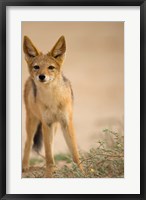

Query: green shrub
left=54, top=129, right=124, bottom=178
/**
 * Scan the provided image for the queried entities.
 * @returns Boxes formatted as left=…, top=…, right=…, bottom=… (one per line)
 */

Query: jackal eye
left=33, top=65, right=40, bottom=70
left=48, top=65, right=55, bottom=70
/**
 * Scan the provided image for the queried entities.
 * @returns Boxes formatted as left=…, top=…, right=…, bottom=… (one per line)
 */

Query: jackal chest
left=38, top=92, right=67, bottom=125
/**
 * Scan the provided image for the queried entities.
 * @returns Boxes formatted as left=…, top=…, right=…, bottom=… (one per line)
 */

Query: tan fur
left=22, top=36, right=82, bottom=177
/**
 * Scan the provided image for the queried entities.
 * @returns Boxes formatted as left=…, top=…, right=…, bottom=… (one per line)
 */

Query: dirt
left=22, top=161, right=71, bottom=178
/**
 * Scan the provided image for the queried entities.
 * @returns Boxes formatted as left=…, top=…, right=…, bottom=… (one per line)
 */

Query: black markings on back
left=70, top=87, right=74, bottom=101
left=31, top=79, right=37, bottom=100
left=62, top=74, right=68, bottom=82
left=62, top=74, right=74, bottom=100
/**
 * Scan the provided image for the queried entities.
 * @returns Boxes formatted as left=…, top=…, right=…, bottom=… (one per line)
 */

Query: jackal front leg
left=22, top=113, right=39, bottom=172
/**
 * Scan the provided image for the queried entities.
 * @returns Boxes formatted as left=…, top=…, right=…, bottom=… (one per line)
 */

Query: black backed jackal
left=22, top=36, right=82, bottom=177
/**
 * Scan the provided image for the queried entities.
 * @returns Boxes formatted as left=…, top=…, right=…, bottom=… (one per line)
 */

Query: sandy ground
left=22, top=22, right=124, bottom=157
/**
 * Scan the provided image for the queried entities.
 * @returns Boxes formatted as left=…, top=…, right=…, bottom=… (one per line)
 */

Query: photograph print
left=22, top=22, right=124, bottom=178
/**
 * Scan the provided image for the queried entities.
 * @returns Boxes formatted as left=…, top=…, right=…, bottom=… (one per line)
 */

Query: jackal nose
left=39, top=74, right=45, bottom=81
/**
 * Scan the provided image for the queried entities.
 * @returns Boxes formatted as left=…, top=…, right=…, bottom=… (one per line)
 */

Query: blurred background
left=22, top=22, right=124, bottom=155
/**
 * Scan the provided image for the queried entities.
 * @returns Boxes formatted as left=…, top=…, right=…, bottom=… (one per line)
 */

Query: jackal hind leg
left=61, top=119, right=83, bottom=172
left=42, top=123, right=56, bottom=178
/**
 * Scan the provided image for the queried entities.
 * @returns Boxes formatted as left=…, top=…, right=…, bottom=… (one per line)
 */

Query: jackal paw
left=44, top=165, right=56, bottom=178
left=79, top=163, right=84, bottom=172
left=22, top=164, right=29, bottom=172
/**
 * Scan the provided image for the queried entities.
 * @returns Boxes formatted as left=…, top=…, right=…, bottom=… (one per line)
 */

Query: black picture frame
left=0, top=0, right=145, bottom=199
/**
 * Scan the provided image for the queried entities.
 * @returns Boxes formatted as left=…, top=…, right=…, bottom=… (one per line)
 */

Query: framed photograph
left=0, top=0, right=145, bottom=199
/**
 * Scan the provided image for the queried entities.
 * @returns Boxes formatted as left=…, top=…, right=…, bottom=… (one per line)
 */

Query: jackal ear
left=49, top=36, right=66, bottom=64
left=23, top=36, right=39, bottom=62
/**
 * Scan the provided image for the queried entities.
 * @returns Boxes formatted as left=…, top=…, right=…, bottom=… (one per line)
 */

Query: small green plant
left=55, top=153, right=72, bottom=163
left=29, top=158, right=43, bottom=166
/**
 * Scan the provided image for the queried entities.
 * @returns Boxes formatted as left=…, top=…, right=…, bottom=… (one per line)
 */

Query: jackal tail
left=32, top=123, right=43, bottom=153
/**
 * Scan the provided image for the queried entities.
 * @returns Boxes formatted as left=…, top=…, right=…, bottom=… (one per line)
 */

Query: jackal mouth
left=39, top=79, right=46, bottom=83
left=38, top=79, right=50, bottom=84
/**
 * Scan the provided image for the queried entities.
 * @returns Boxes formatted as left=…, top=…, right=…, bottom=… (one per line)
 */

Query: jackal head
left=23, top=36, right=66, bottom=84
